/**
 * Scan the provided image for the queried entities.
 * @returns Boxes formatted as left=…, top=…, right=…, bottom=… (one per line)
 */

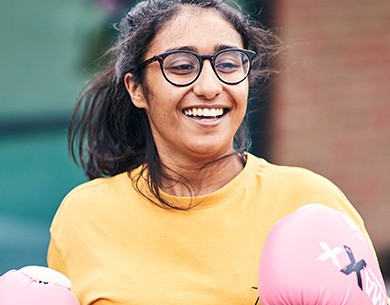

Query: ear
left=124, top=73, right=148, bottom=109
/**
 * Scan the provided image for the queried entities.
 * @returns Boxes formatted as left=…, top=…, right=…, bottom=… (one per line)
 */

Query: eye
left=216, top=61, right=240, bottom=72
left=163, top=53, right=198, bottom=75
left=215, top=53, right=242, bottom=74
left=165, top=62, right=197, bottom=75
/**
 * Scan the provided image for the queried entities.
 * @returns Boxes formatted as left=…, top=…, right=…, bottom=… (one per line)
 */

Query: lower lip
left=184, top=114, right=225, bottom=126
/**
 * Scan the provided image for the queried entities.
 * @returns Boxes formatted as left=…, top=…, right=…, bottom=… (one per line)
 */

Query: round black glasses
left=138, top=48, right=256, bottom=87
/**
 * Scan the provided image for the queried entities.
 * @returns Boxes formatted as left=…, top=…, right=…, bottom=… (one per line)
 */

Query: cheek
left=143, top=78, right=190, bottom=114
left=142, top=88, right=187, bottom=124
left=233, top=84, right=249, bottom=111
left=233, top=87, right=249, bottom=126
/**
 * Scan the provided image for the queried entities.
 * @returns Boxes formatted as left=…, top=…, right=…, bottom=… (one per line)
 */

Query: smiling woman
left=123, top=7, right=252, bottom=197
left=68, top=0, right=277, bottom=204
left=45, top=1, right=388, bottom=305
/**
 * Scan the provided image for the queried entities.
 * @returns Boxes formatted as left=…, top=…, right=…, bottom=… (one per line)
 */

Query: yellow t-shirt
left=48, top=153, right=372, bottom=305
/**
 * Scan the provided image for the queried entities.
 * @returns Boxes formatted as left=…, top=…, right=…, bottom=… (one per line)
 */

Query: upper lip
left=181, top=104, right=231, bottom=111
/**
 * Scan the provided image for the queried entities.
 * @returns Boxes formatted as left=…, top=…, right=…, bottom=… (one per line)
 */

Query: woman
left=47, top=0, right=383, bottom=304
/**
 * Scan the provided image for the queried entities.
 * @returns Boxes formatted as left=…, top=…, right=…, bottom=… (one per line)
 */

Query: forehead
left=147, top=6, right=244, bottom=54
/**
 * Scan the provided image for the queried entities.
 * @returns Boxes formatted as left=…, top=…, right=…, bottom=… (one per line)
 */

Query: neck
left=158, top=151, right=246, bottom=197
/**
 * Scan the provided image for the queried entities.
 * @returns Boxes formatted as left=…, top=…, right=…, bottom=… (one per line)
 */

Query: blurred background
left=0, top=0, right=389, bottom=289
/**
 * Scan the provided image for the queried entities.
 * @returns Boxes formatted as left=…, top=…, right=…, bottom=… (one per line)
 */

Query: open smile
left=182, top=107, right=229, bottom=119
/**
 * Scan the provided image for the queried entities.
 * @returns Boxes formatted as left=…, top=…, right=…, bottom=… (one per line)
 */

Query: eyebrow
left=163, top=44, right=240, bottom=54
left=215, top=44, right=239, bottom=52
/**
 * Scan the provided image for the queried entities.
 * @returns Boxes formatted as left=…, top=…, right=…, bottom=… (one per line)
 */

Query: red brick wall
left=270, top=1, right=390, bottom=253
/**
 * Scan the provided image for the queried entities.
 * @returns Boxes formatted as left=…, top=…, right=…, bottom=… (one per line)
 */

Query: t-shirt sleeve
left=47, top=236, right=69, bottom=278
left=287, top=166, right=377, bottom=255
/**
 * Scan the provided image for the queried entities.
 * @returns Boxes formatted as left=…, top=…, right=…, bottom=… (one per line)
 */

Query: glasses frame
left=138, top=48, right=256, bottom=87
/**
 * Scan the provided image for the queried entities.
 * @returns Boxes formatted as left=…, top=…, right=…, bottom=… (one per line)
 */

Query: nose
left=192, top=60, right=223, bottom=99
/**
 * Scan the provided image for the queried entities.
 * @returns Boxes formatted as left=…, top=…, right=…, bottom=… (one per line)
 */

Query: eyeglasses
left=138, top=48, right=256, bottom=87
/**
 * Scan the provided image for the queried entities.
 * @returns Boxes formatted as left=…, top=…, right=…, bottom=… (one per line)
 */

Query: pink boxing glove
left=0, top=266, right=80, bottom=305
left=258, top=204, right=388, bottom=305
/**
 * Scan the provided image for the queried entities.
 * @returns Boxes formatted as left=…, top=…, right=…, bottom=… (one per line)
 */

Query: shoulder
left=247, top=153, right=341, bottom=193
left=50, top=172, right=136, bottom=228
left=246, top=153, right=365, bottom=227
left=63, top=172, right=132, bottom=204
left=246, top=153, right=356, bottom=212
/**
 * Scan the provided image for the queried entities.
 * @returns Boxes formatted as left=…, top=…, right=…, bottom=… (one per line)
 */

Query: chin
left=185, top=142, right=234, bottom=160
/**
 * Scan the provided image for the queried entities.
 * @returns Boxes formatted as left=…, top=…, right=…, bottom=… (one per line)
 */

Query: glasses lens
left=162, top=52, right=200, bottom=86
left=214, top=50, right=250, bottom=84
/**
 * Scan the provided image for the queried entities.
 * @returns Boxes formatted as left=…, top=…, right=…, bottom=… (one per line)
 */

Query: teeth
left=183, top=108, right=224, bottom=117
